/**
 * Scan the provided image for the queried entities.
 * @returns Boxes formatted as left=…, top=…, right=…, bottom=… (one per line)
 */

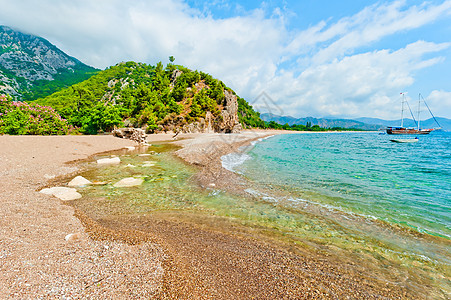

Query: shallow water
left=70, top=136, right=450, bottom=298
left=236, top=132, right=450, bottom=239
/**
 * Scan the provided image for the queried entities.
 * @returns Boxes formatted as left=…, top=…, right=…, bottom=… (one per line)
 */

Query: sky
left=1, top=0, right=450, bottom=119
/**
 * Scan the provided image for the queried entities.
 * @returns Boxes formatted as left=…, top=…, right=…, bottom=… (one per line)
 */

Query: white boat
left=390, top=138, right=419, bottom=143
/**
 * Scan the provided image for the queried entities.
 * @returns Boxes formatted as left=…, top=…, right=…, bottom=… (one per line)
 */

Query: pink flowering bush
left=0, top=95, right=69, bottom=135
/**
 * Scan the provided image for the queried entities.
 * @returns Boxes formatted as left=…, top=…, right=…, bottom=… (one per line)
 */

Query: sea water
left=228, top=131, right=451, bottom=295
left=234, top=132, right=450, bottom=240
left=72, top=133, right=450, bottom=296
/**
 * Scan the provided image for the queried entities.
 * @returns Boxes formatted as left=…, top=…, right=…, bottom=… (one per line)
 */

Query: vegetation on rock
left=36, top=61, right=260, bottom=134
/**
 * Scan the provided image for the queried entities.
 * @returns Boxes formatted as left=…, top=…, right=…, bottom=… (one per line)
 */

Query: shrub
left=0, top=95, right=69, bottom=135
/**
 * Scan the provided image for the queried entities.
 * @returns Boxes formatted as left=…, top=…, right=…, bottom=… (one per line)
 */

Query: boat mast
left=400, top=93, right=405, bottom=127
left=418, top=93, right=421, bottom=130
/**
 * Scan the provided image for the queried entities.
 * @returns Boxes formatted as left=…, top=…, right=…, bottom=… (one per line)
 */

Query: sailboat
left=386, top=93, right=441, bottom=135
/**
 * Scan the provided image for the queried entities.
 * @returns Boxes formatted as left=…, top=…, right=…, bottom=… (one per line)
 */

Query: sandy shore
left=0, top=135, right=167, bottom=298
left=0, top=131, right=417, bottom=299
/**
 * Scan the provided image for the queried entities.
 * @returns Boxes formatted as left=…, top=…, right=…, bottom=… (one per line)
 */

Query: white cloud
left=0, top=0, right=450, bottom=119
left=426, top=90, right=451, bottom=116
left=287, top=0, right=451, bottom=65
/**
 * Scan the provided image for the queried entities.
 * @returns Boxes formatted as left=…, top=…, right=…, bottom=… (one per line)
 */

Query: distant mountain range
left=0, top=25, right=98, bottom=100
left=261, top=113, right=451, bottom=131
left=354, top=117, right=449, bottom=130
left=260, top=113, right=382, bottom=130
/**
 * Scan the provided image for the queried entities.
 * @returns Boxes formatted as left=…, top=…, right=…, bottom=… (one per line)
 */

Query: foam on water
left=221, top=135, right=276, bottom=173
left=221, top=152, right=251, bottom=173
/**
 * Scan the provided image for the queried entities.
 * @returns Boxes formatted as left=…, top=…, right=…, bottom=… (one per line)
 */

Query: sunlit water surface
left=71, top=134, right=450, bottom=297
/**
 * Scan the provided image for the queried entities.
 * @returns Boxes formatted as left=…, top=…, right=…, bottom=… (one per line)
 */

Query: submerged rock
left=97, top=157, right=121, bottom=165
left=142, top=161, right=156, bottom=167
left=113, top=177, right=144, bottom=187
left=40, top=187, right=82, bottom=201
left=68, top=175, right=91, bottom=187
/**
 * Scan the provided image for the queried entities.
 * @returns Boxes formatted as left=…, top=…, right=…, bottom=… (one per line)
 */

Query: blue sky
left=0, top=0, right=450, bottom=119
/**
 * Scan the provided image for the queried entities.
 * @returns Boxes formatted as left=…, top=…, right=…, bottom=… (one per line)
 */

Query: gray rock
left=112, top=128, right=147, bottom=143
left=97, top=157, right=121, bottom=165
left=215, top=90, right=242, bottom=133
left=40, top=187, right=82, bottom=201
left=68, top=176, right=92, bottom=187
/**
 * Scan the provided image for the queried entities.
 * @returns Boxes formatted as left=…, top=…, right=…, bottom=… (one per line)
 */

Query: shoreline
left=0, top=131, right=427, bottom=298
left=0, top=134, right=167, bottom=298
left=172, top=131, right=449, bottom=298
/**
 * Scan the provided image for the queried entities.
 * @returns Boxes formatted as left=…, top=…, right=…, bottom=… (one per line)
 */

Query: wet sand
left=0, top=132, right=419, bottom=299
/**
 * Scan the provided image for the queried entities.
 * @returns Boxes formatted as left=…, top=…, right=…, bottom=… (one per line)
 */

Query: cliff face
left=165, top=70, right=242, bottom=134
left=0, top=25, right=97, bottom=100
left=215, top=90, right=242, bottom=133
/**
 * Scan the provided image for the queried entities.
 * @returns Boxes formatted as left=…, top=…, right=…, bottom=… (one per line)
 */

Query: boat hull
left=386, top=127, right=433, bottom=135
left=390, top=139, right=419, bottom=143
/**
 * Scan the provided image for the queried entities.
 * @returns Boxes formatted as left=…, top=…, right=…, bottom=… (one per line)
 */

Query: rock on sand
left=40, top=187, right=82, bottom=201
left=113, top=177, right=144, bottom=187
left=97, top=157, right=121, bottom=165
left=65, top=233, right=82, bottom=242
left=68, top=175, right=91, bottom=187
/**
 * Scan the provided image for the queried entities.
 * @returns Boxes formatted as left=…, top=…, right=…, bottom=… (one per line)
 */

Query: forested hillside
left=37, top=61, right=264, bottom=134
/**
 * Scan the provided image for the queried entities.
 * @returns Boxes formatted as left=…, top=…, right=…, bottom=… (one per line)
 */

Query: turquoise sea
left=74, top=131, right=450, bottom=296
left=233, top=132, right=450, bottom=240
left=224, top=131, right=450, bottom=295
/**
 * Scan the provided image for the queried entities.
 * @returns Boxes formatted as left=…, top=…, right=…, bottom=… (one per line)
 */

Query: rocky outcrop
left=170, top=69, right=183, bottom=88
left=112, top=128, right=147, bottom=143
left=215, top=90, right=242, bottom=133
left=152, top=88, right=243, bottom=134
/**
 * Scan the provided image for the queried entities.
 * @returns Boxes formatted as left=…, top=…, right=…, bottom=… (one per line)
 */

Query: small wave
left=221, top=152, right=251, bottom=173
left=221, top=135, right=276, bottom=173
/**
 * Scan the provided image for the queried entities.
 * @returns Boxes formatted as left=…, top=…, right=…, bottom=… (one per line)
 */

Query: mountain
left=355, top=117, right=450, bottom=131
left=260, top=113, right=382, bottom=130
left=36, top=61, right=264, bottom=134
left=0, top=25, right=98, bottom=101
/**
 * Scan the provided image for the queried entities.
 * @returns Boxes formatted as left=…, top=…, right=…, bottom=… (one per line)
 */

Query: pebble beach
left=0, top=132, right=421, bottom=299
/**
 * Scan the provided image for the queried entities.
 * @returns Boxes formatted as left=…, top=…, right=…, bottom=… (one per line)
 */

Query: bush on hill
left=0, top=94, right=69, bottom=135
left=36, top=61, right=265, bottom=134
